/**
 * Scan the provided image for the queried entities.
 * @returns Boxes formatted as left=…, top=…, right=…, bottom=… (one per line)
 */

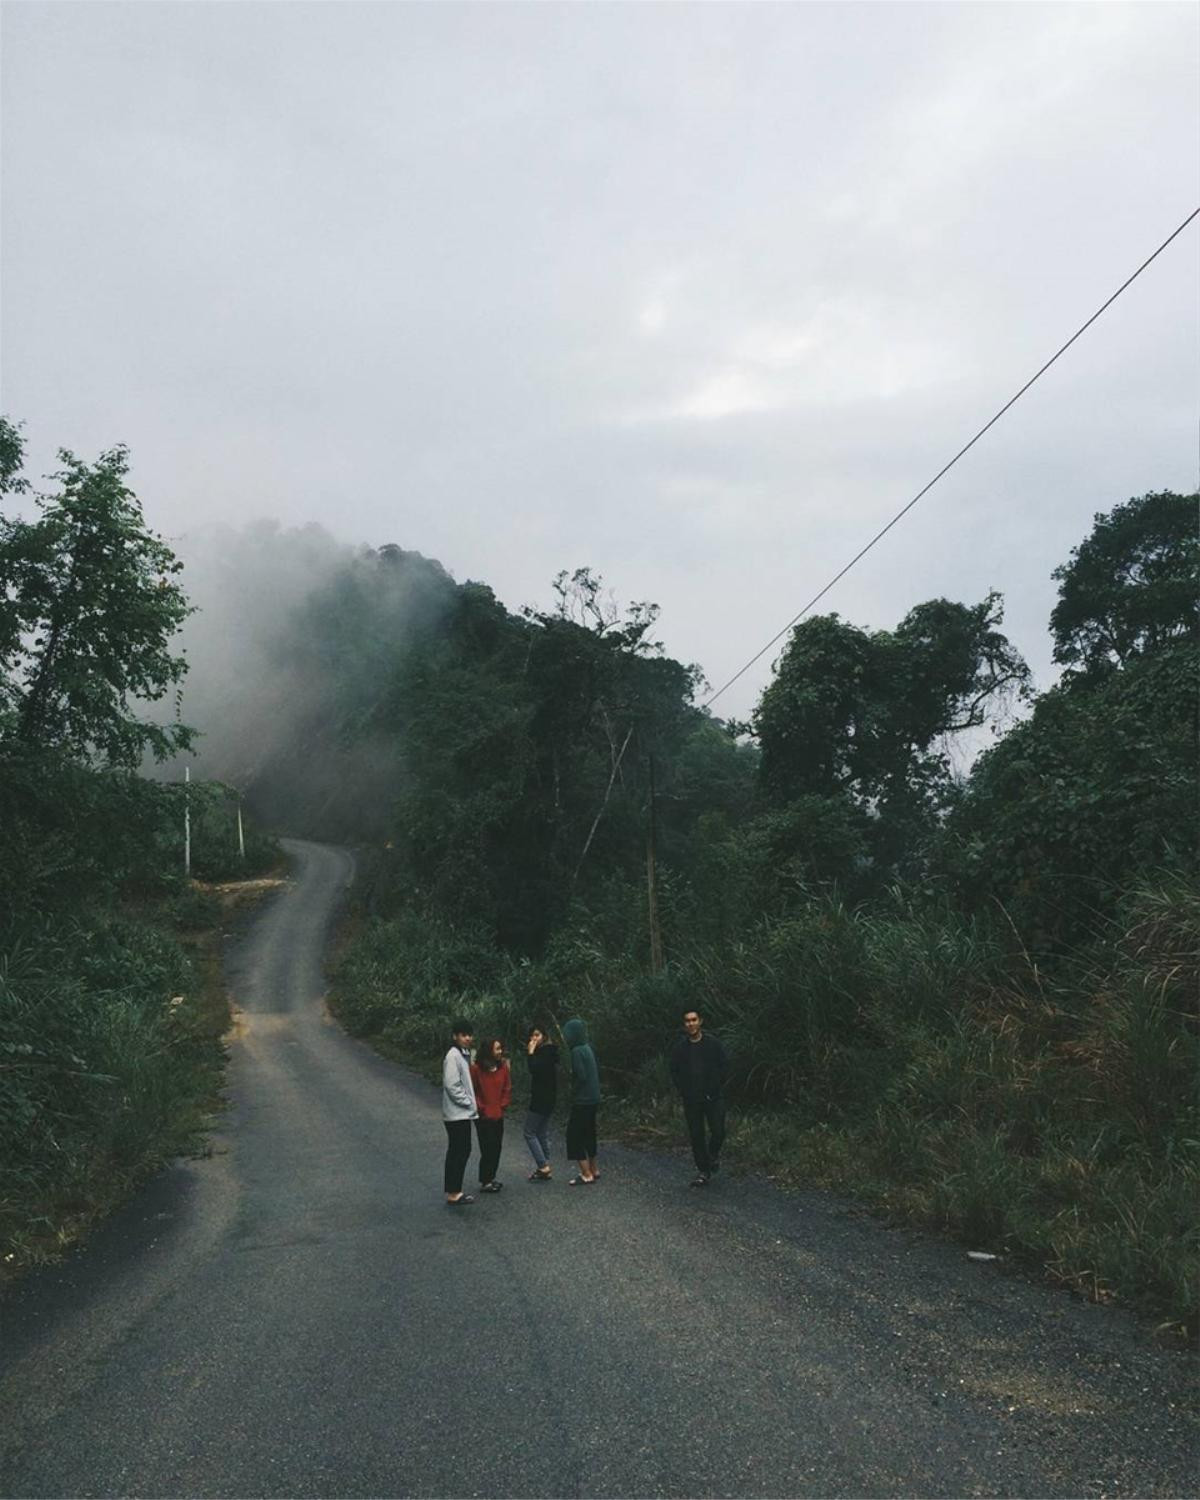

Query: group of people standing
left=441, top=1008, right=727, bottom=1205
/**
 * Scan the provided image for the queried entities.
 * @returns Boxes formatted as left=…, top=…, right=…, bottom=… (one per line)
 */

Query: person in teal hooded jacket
left=563, top=1017, right=600, bottom=1185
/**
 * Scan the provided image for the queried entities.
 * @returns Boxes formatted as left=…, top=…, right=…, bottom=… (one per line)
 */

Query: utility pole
left=646, top=754, right=664, bottom=973
left=184, top=765, right=191, bottom=879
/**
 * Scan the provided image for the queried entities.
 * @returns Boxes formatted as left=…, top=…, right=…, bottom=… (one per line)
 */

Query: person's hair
left=682, top=1007, right=702, bottom=1021
left=450, top=1018, right=473, bottom=1038
left=475, top=1037, right=504, bottom=1071
left=527, top=1020, right=551, bottom=1042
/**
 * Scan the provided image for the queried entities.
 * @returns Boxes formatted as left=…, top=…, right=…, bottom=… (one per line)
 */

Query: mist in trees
left=4, top=416, right=1191, bottom=973
left=147, top=480, right=1197, bottom=960
left=159, top=524, right=460, bottom=840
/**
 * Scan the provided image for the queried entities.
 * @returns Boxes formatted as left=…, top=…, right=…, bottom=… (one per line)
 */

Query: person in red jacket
left=470, top=1038, right=512, bottom=1193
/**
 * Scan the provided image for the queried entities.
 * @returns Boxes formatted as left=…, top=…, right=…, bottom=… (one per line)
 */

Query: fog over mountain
left=159, top=522, right=461, bottom=836
left=167, top=522, right=349, bottom=784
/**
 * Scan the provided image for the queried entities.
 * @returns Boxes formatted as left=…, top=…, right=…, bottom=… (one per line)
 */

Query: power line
left=703, top=204, right=1200, bottom=710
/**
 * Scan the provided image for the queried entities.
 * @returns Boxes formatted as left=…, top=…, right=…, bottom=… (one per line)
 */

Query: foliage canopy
left=1050, top=489, right=1198, bottom=676
left=0, top=430, right=193, bottom=767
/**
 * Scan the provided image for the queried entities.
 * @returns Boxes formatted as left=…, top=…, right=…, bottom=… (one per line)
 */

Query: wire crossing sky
left=704, top=205, right=1200, bottom=708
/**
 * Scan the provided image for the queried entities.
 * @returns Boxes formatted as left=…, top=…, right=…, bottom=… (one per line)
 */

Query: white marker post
left=237, top=795, right=245, bottom=861
left=184, top=765, right=191, bottom=879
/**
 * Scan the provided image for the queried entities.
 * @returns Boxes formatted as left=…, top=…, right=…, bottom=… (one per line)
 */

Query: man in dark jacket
left=668, top=1008, right=729, bottom=1187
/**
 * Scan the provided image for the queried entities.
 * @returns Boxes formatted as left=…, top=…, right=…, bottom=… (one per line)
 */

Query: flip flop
left=568, top=1176, right=596, bottom=1186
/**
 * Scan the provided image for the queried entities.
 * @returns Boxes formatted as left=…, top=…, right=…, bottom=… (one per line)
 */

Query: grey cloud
left=2, top=1, right=1196, bottom=724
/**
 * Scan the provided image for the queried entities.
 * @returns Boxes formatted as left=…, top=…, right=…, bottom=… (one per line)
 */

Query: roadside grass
left=329, top=873, right=1198, bottom=1339
left=0, top=866, right=286, bottom=1283
left=597, top=1095, right=1197, bottom=1342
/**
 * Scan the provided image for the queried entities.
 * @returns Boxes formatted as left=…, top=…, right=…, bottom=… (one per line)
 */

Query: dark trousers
left=443, top=1120, right=473, bottom=1194
left=475, top=1117, right=504, bottom=1185
left=683, top=1096, right=726, bottom=1174
left=566, top=1103, right=598, bottom=1160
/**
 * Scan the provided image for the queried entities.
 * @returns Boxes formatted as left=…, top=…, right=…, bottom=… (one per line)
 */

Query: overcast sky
left=3, top=1, right=1197, bottom=722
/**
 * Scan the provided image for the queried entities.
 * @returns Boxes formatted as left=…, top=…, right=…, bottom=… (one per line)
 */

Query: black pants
left=475, top=1117, right=504, bottom=1185
left=444, top=1120, right=473, bottom=1194
left=566, top=1103, right=598, bottom=1160
left=683, top=1096, right=726, bottom=1174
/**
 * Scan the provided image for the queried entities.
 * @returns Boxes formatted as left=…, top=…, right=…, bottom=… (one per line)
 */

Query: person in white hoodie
left=443, top=1020, right=478, bottom=1205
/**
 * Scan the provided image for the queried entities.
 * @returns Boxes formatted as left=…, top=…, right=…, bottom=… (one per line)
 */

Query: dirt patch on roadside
left=208, top=875, right=288, bottom=911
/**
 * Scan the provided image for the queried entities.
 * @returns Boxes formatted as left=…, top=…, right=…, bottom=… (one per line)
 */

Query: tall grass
left=0, top=915, right=225, bottom=1268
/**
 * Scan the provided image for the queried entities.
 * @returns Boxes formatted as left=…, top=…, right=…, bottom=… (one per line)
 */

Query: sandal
left=480, top=1181, right=503, bottom=1193
left=528, top=1169, right=552, bottom=1181
left=446, top=1194, right=476, bottom=1206
left=568, top=1176, right=596, bottom=1186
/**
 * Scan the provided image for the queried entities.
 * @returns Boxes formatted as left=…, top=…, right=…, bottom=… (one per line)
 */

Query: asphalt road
left=1, top=839, right=1195, bottom=1499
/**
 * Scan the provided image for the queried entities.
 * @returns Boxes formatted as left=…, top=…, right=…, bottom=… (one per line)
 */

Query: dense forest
left=1, top=409, right=1196, bottom=1327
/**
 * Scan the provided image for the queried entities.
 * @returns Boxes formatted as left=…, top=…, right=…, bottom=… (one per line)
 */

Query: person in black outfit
left=668, top=1008, right=729, bottom=1187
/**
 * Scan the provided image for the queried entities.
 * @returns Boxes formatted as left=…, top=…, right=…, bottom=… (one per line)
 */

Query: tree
left=753, top=595, right=1028, bottom=875
left=942, top=644, right=1198, bottom=941
left=940, top=491, right=1200, bottom=939
left=0, top=437, right=194, bottom=767
left=1050, top=490, right=1198, bottom=676
left=284, top=558, right=707, bottom=954
left=0, top=417, right=28, bottom=497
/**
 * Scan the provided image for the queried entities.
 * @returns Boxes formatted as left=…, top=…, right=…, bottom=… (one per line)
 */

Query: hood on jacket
left=563, top=1018, right=589, bottom=1048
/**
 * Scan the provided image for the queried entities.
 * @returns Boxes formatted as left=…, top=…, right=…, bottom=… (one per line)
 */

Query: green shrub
left=0, top=915, right=223, bottom=1261
left=185, top=791, right=281, bottom=881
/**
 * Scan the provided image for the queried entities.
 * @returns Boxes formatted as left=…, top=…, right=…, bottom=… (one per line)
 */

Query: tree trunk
left=646, top=753, right=664, bottom=972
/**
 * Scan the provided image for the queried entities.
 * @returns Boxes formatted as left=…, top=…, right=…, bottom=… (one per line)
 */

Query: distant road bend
left=0, top=839, right=1194, bottom=1499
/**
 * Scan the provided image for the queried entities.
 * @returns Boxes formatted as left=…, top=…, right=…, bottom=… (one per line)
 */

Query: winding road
left=1, top=840, right=1194, bottom=1498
